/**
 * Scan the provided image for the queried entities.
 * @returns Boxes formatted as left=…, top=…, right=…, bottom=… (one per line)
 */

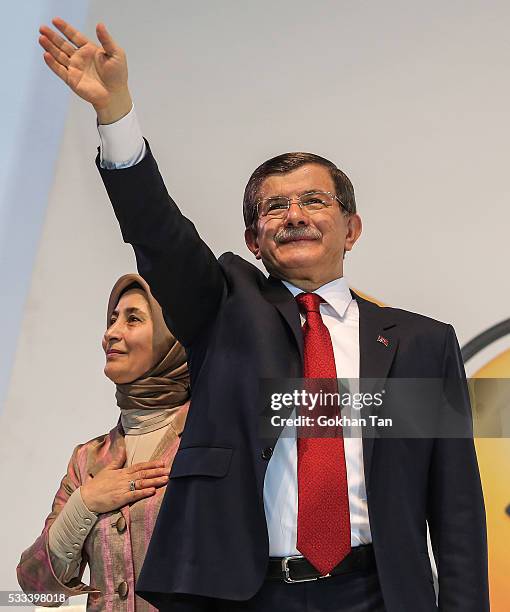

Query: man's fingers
left=52, top=16, right=89, bottom=48
left=39, top=25, right=76, bottom=56
left=43, top=52, right=68, bottom=82
left=39, top=36, right=71, bottom=68
left=96, top=23, right=118, bottom=56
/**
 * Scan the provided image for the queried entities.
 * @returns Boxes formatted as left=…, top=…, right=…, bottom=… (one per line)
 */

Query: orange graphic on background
left=473, top=349, right=510, bottom=611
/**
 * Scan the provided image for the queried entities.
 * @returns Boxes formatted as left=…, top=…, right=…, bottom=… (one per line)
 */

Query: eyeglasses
left=256, top=191, right=346, bottom=220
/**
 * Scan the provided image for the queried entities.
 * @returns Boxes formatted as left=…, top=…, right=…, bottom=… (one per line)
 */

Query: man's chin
left=262, top=250, right=324, bottom=277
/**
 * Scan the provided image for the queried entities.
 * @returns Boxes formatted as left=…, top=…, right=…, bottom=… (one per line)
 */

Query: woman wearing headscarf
left=17, top=274, right=190, bottom=611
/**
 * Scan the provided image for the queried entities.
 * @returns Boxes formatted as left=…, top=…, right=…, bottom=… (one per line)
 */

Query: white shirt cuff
left=98, top=104, right=146, bottom=169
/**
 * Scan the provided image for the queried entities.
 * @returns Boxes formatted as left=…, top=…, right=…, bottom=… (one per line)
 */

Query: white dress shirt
left=264, top=278, right=371, bottom=555
left=97, top=108, right=372, bottom=556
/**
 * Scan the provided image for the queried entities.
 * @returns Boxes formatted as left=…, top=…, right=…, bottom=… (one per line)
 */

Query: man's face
left=245, top=163, right=362, bottom=283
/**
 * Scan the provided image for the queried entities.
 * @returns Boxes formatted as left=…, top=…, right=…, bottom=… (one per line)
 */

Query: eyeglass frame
left=255, top=190, right=349, bottom=221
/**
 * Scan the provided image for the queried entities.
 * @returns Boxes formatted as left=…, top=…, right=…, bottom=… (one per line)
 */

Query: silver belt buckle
left=281, top=555, right=331, bottom=584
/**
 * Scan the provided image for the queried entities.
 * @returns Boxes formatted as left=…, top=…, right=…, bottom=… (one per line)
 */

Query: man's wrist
left=95, top=89, right=133, bottom=125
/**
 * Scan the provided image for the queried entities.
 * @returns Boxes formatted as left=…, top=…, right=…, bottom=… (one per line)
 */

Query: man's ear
left=245, top=226, right=261, bottom=260
left=344, top=214, right=362, bottom=254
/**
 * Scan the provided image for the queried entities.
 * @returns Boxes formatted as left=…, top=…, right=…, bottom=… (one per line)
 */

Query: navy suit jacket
left=98, top=145, right=489, bottom=612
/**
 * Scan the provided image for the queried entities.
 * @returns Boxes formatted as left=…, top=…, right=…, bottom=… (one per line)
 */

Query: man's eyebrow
left=265, top=189, right=327, bottom=198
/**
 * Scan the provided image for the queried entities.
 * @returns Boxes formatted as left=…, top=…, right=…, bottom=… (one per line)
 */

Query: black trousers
left=157, top=568, right=386, bottom=612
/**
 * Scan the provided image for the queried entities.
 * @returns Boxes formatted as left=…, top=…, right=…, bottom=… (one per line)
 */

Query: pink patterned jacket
left=17, top=403, right=189, bottom=611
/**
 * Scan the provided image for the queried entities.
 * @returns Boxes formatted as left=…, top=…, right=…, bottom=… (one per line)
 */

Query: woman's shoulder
left=72, top=422, right=122, bottom=452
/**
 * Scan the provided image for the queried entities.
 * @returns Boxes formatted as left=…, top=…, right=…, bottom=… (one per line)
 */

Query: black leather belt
left=267, top=544, right=376, bottom=583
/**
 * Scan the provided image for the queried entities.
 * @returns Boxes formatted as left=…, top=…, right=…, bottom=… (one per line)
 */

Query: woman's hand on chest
left=81, top=451, right=170, bottom=514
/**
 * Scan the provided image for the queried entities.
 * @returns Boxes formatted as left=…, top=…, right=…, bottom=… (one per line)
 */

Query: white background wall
left=1, top=0, right=508, bottom=601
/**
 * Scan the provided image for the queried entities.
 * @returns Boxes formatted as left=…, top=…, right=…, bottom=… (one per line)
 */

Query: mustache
left=274, top=226, right=322, bottom=244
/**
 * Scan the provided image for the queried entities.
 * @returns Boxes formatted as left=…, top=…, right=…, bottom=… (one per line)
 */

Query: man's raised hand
left=39, top=17, right=132, bottom=124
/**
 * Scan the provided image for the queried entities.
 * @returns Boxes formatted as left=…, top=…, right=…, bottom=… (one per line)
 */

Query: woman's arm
left=16, top=445, right=101, bottom=603
left=17, top=443, right=169, bottom=604
left=47, top=488, right=98, bottom=583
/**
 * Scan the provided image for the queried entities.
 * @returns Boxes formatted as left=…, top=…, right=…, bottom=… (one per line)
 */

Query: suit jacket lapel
left=263, top=275, right=303, bottom=359
left=353, top=290, right=399, bottom=489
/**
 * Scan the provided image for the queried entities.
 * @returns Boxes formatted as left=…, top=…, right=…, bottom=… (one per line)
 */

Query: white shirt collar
left=281, top=276, right=353, bottom=319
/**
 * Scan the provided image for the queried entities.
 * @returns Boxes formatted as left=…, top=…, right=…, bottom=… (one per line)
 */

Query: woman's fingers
left=132, top=475, right=169, bottom=491
left=126, top=460, right=166, bottom=474
left=127, top=488, right=157, bottom=503
left=39, top=25, right=76, bottom=56
left=128, top=467, right=170, bottom=486
left=52, top=16, right=89, bottom=48
left=131, top=466, right=170, bottom=483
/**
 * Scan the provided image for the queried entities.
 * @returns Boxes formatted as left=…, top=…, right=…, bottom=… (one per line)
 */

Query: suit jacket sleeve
left=427, top=324, right=489, bottom=611
left=97, top=141, right=226, bottom=347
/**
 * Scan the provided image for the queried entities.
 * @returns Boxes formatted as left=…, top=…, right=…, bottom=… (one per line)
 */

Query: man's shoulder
left=389, top=304, right=449, bottom=330
left=218, top=251, right=268, bottom=284
left=218, top=251, right=257, bottom=268
left=354, top=292, right=452, bottom=335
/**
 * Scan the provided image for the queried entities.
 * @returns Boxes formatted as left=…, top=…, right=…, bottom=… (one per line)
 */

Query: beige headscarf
left=106, top=274, right=190, bottom=434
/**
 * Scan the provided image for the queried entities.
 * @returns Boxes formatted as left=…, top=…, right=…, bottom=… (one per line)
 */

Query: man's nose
left=284, top=201, right=309, bottom=226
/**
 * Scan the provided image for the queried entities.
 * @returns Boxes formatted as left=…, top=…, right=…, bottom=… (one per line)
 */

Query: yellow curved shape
left=350, top=288, right=387, bottom=307
left=473, top=349, right=510, bottom=611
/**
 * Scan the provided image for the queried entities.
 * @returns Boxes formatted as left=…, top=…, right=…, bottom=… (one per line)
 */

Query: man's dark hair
left=243, top=152, right=357, bottom=229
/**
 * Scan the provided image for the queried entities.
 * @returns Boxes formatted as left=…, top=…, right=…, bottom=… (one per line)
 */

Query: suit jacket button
left=261, top=447, right=273, bottom=460
left=116, top=516, right=127, bottom=533
left=118, top=581, right=129, bottom=599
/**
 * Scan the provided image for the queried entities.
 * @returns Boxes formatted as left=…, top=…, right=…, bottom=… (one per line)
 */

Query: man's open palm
left=39, top=17, right=128, bottom=110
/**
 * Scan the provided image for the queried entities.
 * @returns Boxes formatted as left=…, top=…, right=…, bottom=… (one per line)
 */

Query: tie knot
left=296, top=292, right=322, bottom=314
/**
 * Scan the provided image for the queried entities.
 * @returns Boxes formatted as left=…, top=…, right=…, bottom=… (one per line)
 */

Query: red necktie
left=295, top=292, right=351, bottom=575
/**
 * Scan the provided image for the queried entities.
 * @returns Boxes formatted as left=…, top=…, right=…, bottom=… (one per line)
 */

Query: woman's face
left=102, top=288, right=155, bottom=384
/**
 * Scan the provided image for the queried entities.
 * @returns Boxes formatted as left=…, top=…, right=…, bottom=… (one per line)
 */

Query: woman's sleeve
left=48, top=488, right=98, bottom=583
left=16, top=445, right=101, bottom=604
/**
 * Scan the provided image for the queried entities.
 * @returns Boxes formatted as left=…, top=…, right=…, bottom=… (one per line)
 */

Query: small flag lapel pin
left=377, top=334, right=389, bottom=347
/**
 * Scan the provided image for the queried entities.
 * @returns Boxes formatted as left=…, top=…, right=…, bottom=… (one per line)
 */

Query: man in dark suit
left=39, top=18, right=489, bottom=612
